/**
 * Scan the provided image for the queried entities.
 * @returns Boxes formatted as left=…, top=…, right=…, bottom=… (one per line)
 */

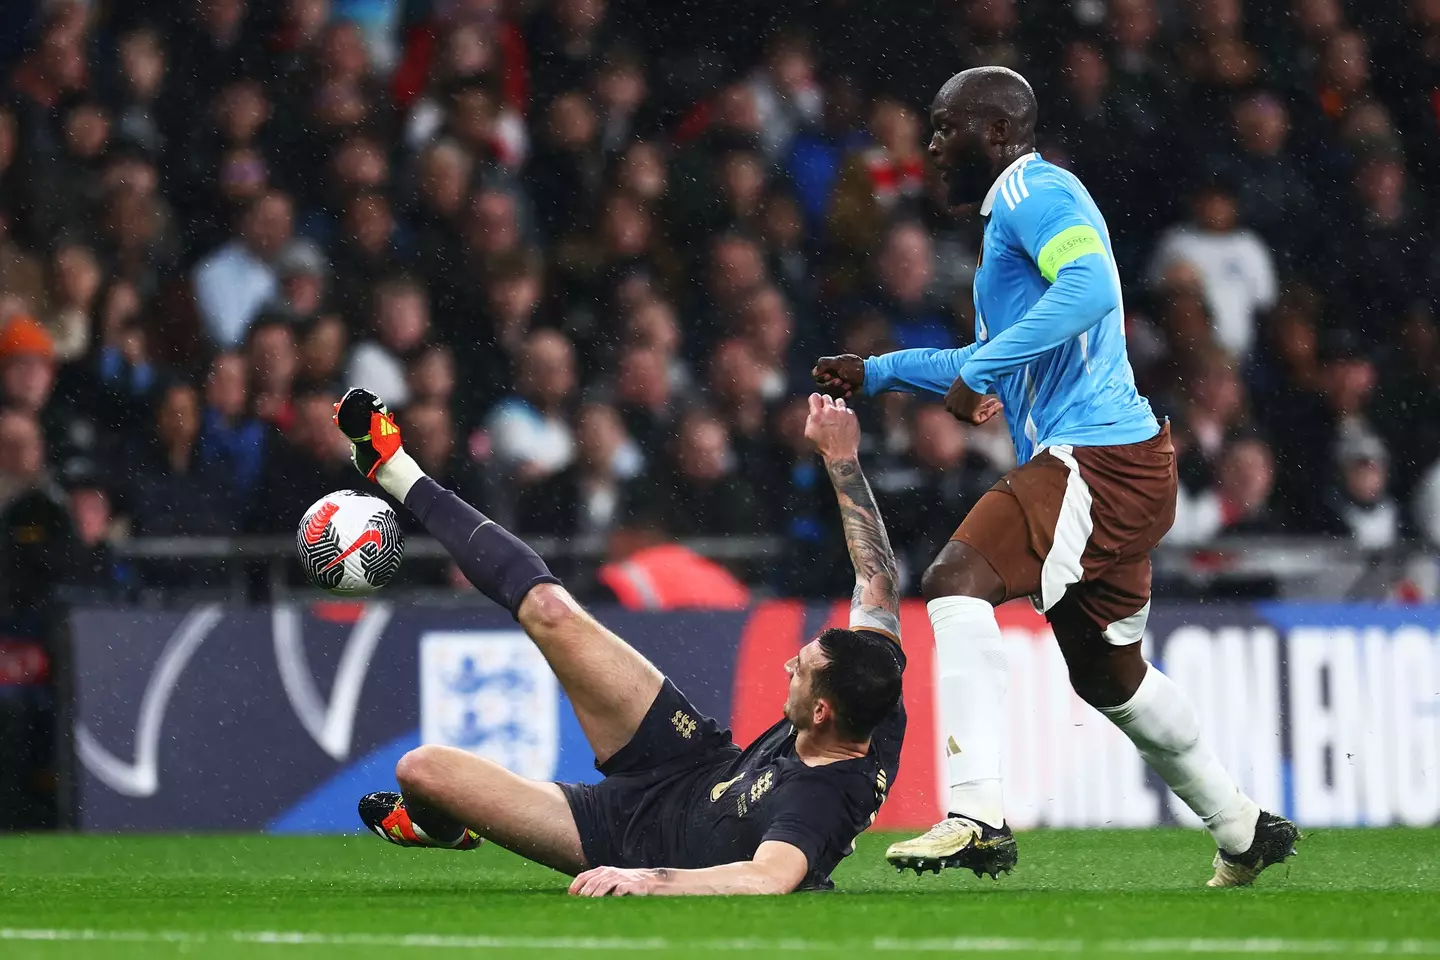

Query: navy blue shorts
left=558, top=679, right=740, bottom=869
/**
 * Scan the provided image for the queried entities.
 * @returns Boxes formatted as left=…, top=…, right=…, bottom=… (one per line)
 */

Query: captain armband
left=1036, top=225, right=1107, bottom=283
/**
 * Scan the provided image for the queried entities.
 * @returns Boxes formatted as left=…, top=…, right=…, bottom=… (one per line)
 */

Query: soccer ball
left=296, top=490, right=404, bottom=595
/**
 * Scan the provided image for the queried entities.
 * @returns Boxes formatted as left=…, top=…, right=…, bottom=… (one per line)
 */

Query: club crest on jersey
left=671, top=710, right=698, bottom=739
left=749, top=770, right=774, bottom=802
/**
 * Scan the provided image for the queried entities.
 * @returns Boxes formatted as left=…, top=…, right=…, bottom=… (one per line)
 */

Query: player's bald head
left=933, top=66, right=1037, bottom=141
left=928, top=67, right=1039, bottom=205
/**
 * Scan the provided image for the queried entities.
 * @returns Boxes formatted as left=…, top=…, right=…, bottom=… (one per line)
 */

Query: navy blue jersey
left=677, top=639, right=906, bottom=889
left=562, top=638, right=906, bottom=890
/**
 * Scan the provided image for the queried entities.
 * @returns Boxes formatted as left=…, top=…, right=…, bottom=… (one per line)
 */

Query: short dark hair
left=813, top=628, right=903, bottom=741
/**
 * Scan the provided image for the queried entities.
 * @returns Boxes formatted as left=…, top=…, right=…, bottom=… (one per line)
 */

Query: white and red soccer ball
left=296, top=491, right=404, bottom=595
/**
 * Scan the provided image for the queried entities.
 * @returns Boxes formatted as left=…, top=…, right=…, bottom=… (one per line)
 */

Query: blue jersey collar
left=979, top=151, right=1040, bottom=217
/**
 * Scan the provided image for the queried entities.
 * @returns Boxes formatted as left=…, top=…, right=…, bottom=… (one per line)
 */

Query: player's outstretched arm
left=957, top=190, right=1116, bottom=394
left=569, top=841, right=808, bottom=897
left=958, top=253, right=1117, bottom=394
left=803, top=393, right=901, bottom=641
left=814, top=346, right=978, bottom=399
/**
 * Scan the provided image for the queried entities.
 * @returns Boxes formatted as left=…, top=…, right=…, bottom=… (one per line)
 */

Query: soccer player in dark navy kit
left=339, top=387, right=905, bottom=895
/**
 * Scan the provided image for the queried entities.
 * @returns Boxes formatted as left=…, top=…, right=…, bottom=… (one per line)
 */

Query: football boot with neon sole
left=333, top=387, right=403, bottom=481
left=358, top=792, right=483, bottom=850
left=1207, top=811, right=1300, bottom=887
left=885, top=815, right=1018, bottom=878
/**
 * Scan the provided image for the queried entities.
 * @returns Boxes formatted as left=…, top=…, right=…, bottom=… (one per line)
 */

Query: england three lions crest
left=419, top=631, right=559, bottom=781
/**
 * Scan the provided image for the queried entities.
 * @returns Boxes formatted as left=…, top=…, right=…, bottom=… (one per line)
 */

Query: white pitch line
left=3, top=929, right=1440, bottom=955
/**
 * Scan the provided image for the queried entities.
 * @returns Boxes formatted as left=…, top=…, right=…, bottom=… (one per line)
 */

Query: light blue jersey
left=863, top=152, right=1158, bottom=465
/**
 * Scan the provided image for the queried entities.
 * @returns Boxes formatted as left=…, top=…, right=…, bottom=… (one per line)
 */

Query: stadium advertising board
left=69, top=601, right=1439, bottom=832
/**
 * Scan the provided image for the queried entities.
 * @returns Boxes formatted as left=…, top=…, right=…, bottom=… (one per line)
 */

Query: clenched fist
left=944, top=376, right=1003, bottom=425
left=803, top=393, right=861, bottom=462
left=812, top=354, right=865, bottom=399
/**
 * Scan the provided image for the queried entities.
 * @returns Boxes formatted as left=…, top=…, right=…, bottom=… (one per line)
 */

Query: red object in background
left=1393, top=579, right=1424, bottom=604
left=672, top=98, right=715, bottom=144
left=391, top=20, right=530, bottom=112
left=729, top=600, right=806, bottom=747
left=598, top=545, right=751, bottom=612
left=729, top=599, right=1050, bottom=829
left=310, top=600, right=368, bottom=624
left=0, top=639, right=49, bottom=686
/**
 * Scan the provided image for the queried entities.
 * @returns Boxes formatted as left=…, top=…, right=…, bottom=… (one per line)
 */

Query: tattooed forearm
left=826, top=456, right=901, bottom=638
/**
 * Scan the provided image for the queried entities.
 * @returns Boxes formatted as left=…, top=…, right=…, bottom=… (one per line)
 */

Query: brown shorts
left=952, top=422, right=1176, bottom=644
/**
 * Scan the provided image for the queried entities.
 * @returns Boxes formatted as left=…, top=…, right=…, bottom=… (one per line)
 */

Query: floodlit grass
left=1, top=829, right=1438, bottom=958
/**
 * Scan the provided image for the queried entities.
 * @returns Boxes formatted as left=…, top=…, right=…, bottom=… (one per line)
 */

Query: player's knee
left=1060, top=637, right=1148, bottom=709
left=919, top=560, right=956, bottom=601
left=920, top=547, right=1005, bottom=605
left=395, top=744, right=452, bottom=795
left=517, top=582, right=581, bottom=635
left=1065, top=665, right=1113, bottom=709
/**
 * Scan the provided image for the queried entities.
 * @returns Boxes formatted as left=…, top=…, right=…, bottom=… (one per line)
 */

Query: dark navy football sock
left=404, top=477, right=560, bottom=618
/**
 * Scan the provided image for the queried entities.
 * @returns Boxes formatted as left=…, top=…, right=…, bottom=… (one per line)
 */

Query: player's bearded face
left=783, top=647, right=819, bottom=730
left=784, top=690, right=816, bottom=730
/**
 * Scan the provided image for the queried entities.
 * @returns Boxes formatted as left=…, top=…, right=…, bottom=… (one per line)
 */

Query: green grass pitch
left=2, top=829, right=1438, bottom=959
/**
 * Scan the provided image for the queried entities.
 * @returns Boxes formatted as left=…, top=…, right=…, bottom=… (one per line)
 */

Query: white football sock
left=930, top=596, right=1008, bottom=829
left=375, top=448, right=426, bottom=502
left=1098, top=662, right=1260, bottom=854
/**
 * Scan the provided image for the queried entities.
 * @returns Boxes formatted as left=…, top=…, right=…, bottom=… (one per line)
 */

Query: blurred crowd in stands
left=3, top=0, right=1440, bottom=608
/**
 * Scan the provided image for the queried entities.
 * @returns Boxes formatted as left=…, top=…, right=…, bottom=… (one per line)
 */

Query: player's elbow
left=1094, top=282, right=1120, bottom=317
left=1093, top=275, right=1122, bottom=318
left=746, top=863, right=802, bottom=895
left=749, top=842, right=810, bottom=894
left=1064, top=257, right=1120, bottom=320
left=758, top=875, right=800, bottom=895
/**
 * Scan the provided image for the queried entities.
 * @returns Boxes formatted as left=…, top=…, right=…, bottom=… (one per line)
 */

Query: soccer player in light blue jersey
left=813, top=67, right=1298, bottom=887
